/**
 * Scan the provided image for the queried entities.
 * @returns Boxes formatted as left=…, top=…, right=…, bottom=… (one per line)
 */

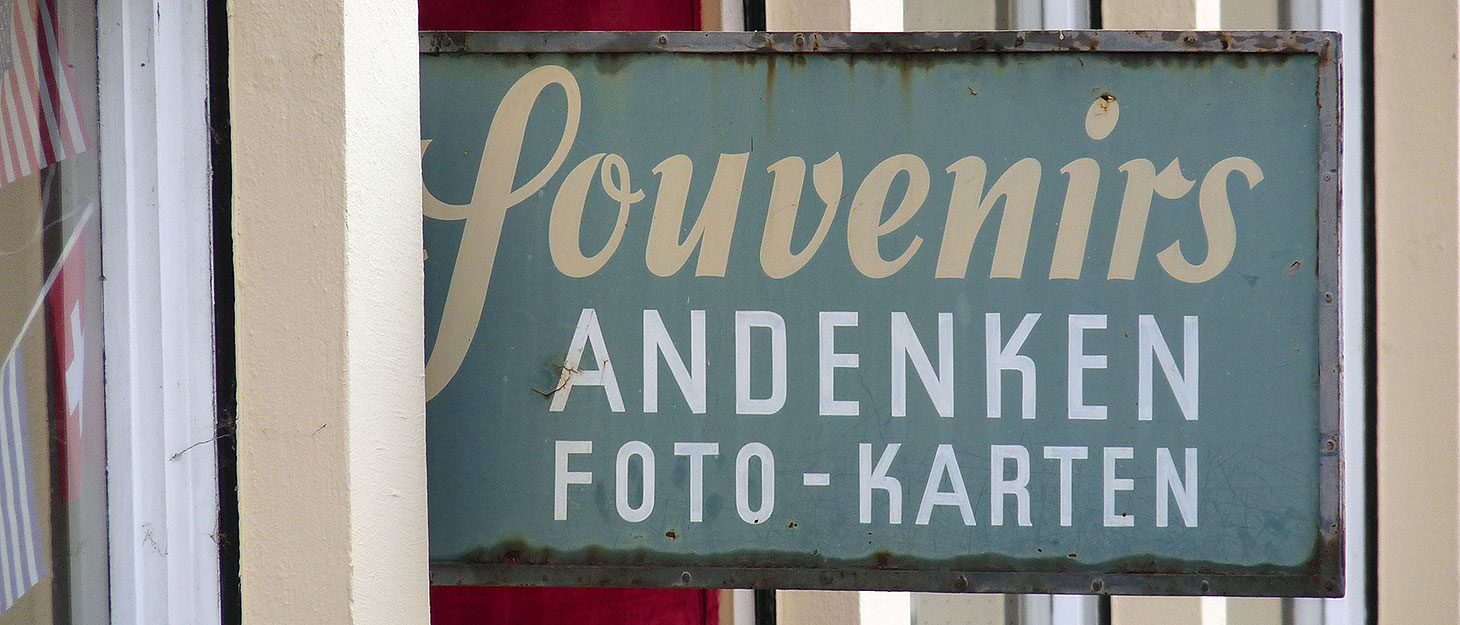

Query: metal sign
left=421, top=31, right=1341, bottom=597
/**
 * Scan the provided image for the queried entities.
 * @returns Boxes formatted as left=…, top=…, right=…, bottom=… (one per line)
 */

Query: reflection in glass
left=0, top=0, right=105, bottom=621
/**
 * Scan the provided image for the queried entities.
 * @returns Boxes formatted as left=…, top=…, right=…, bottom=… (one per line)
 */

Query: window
left=0, top=0, right=107, bottom=621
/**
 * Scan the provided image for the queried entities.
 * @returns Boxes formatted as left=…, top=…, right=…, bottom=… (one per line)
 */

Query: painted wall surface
left=767, top=0, right=850, bottom=30
left=1375, top=0, right=1460, bottom=621
left=1102, top=0, right=1216, bottom=29
left=903, top=0, right=995, bottom=30
left=779, top=591, right=859, bottom=624
left=232, top=0, right=427, bottom=622
left=910, top=592, right=1003, bottom=625
left=421, top=40, right=1336, bottom=593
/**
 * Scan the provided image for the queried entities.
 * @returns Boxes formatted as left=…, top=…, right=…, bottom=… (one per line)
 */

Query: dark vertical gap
left=1097, top=594, right=1111, bottom=625
left=1001, top=594, right=1020, bottom=625
left=1278, top=0, right=1293, bottom=29
left=1089, top=0, right=1102, bottom=29
left=207, top=0, right=240, bottom=618
left=1280, top=597, right=1295, bottom=625
left=43, top=322, right=73, bottom=625
left=994, top=0, right=1010, bottom=29
left=753, top=589, right=776, bottom=625
left=40, top=168, right=73, bottom=625
left=1361, top=0, right=1376, bottom=621
left=40, top=168, right=62, bottom=270
left=742, top=0, right=765, bottom=31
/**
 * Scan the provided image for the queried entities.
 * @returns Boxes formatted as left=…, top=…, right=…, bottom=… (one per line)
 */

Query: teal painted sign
left=421, top=32, right=1341, bottom=596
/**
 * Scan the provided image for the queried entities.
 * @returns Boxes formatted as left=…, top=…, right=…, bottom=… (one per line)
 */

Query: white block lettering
left=674, top=442, right=719, bottom=522
left=550, top=308, right=625, bottom=412
left=860, top=443, right=902, bottom=524
left=892, top=312, right=954, bottom=418
left=736, top=443, right=775, bottom=524
left=615, top=441, right=655, bottom=522
left=554, top=440, right=593, bottom=521
left=643, top=310, right=707, bottom=413
left=989, top=444, right=1032, bottom=526
left=820, top=311, right=860, bottom=416
left=915, top=444, right=975, bottom=525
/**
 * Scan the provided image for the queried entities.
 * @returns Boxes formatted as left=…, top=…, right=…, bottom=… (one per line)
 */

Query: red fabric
left=431, top=587, right=718, bottom=625
left=45, top=228, right=85, bottom=503
left=420, top=0, right=700, bottom=31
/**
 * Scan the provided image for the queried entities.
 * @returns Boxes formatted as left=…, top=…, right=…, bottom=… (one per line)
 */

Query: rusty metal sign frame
left=421, top=30, right=1343, bottom=597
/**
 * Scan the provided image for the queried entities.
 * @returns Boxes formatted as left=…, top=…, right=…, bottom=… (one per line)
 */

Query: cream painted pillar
left=231, top=0, right=427, bottom=622
left=1112, top=596, right=1202, bottom=625
left=910, top=593, right=1004, bottom=625
left=1375, top=0, right=1460, bottom=621
left=780, top=590, right=861, bottom=624
left=1228, top=598, right=1284, bottom=623
left=903, top=0, right=997, bottom=30
left=1218, top=0, right=1278, bottom=28
left=767, top=0, right=850, bottom=29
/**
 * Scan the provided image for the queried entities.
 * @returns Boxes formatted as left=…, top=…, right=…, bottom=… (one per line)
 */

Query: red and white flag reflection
left=46, top=230, right=83, bottom=503
left=0, top=0, right=89, bottom=187
left=0, top=352, right=45, bottom=617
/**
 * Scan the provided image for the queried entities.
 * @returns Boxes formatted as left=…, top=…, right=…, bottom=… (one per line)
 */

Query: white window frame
left=98, top=0, right=222, bottom=620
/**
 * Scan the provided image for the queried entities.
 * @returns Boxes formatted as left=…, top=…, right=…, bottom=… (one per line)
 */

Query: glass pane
left=0, top=0, right=105, bottom=621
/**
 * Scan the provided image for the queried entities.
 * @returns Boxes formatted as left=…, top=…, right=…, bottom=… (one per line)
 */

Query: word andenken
left=550, top=309, right=1196, bottom=422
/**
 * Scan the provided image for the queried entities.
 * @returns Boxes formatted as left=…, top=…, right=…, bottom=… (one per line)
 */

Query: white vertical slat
left=1293, top=597, right=1326, bottom=625
left=1318, top=0, right=1367, bottom=623
left=732, top=589, right=756, bottom=625
left=1041, top=0, right=1088, bottom=28
left=862, top=591, right=913, bottom=625
left=1195, top=0, right=1222, bottom=28
left=98, top=0, right=166, bottom=618
left=1013, top=0, right=1043, bottom=28
left=1050, top=595, right=1098, bottom=625
left=155, top=0, right=221, bottom=621
left=850, top=0, right=904, bottom=30
left=1200, top=596, right=1228, bottom=625
left=99, top=0, right=221, bottom=620
left=1286, top=0, right=1321, bottom=28
left=723, top=0, right=746, bottom=31
left=1020, top=594, right=1053, bottom=625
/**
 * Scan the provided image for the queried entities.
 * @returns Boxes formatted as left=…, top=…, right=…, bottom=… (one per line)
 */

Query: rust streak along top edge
left=421, top=30, right=1339, bottom=57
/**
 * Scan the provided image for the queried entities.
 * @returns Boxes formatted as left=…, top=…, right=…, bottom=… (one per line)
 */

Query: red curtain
left=431, top=587, right=720, bottom=625
left=420, top=0, right=701, bottom=31
left=423, top=0, right=714, bottom=622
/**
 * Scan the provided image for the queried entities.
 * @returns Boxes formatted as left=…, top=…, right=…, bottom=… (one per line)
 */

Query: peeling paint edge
left=421, top=30, right=1339, bottom=57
